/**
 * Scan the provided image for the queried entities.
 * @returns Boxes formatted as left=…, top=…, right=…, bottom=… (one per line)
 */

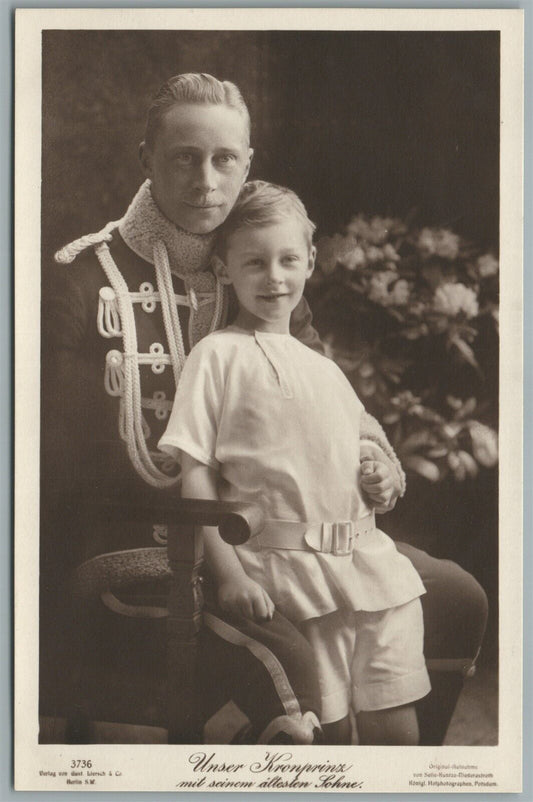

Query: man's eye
left=175, top=153, right=193, bottom=165
left=216, top=154, right=237, bottom=166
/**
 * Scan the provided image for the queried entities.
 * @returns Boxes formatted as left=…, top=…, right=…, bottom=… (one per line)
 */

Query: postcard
left=14, top=7, right=523, bottom=793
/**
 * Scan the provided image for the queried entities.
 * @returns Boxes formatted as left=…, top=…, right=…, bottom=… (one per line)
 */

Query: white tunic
left=159, top=327, right=425, bottom=622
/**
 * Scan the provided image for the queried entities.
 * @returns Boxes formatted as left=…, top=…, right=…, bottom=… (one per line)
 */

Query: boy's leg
left=198, top=601, right=322, bottom=744
left=299, top=610, right=356, bottom=744
left=396, top=543, right=488, bottom=744
left=322, top=716, right=352, bottom=745
left=351, top=599, right=430, bottom=745
left=356, top=703, right=419, bottom=745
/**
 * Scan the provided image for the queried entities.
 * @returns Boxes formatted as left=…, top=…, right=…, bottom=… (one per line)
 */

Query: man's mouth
left=183, top=200, right=221, bottom=210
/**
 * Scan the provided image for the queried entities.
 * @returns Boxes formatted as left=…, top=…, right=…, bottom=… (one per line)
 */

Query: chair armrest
left=92, top=492, right=265, bottom=545
left=74, top=496, right=265, bottom=601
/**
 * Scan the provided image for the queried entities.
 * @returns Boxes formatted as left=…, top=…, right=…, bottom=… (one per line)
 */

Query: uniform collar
left=118, top=179, right=216, bottom=277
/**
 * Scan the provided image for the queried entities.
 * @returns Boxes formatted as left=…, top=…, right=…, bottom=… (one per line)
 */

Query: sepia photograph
left=15, top=8, right=522, bottom=793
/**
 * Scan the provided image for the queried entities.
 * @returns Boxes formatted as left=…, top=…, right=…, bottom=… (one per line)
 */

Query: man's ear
left=139, top=142, right=153, bottom=178
left=307, top=245, right=316, bottom=278
left=244, top=148, right=254, bottom=182
left=212, top=254, right=232, bottom=285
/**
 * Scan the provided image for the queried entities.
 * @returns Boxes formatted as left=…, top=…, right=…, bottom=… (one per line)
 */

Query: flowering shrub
left=309, top=215, right=499, bottom=482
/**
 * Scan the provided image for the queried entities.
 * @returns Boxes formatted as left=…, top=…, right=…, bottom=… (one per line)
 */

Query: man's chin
left=173, top=206, right=226, bottom=236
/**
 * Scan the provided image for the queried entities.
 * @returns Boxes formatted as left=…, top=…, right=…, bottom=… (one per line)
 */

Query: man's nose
left=192, top=159, right=217, bottom=193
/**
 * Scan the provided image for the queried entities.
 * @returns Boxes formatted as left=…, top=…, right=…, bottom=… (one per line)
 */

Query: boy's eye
left=283, top=255, right=301, bottom=264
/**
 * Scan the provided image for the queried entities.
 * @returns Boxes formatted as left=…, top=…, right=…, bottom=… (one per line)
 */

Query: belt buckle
left=331, top=521, right=354, bottom=556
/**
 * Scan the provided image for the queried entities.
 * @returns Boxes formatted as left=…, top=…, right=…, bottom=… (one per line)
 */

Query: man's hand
left=360, top=459, right=397, bottom=513
left=218, top=576, right=275, bottom=622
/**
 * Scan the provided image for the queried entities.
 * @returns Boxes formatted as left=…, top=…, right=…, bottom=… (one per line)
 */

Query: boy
left=159, top=181, right=431, bottom=743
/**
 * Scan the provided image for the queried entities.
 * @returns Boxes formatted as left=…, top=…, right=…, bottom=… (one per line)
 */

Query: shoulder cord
left=94, top=240, right=179, bottom=488
left=55, top=220, right=121, bottom=264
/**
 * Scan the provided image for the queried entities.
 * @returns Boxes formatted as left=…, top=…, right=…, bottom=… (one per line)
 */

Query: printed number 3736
left=71, top=760, right=92, bottom=769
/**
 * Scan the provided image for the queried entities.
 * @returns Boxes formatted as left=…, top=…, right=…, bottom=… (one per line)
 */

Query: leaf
left=403, top=456, right=441, bottom=482
left=455, top=397, right=477, bottom=421
left=458, top=450, right=479, bottom=478
left=427, top=446, right=449, bottom=458
left=450, top=335, right=479, bottom=369
left=383, top=412, right=401, bottom=424
left=399, top=430, right=433, bottom=454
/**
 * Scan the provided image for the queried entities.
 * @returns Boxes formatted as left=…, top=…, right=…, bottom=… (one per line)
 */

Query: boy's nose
left=266, top=262, right=284, bottom=284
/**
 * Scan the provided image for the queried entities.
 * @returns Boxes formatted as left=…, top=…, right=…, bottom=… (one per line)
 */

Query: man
left=42, top=73, right=487, bottom=745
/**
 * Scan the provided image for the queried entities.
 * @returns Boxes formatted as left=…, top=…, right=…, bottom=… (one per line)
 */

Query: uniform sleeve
left=158, top=341, right=224, bottom=469
left=41, top=264, right=93, bottom=506
left=290, top=296, right=325, bottom=354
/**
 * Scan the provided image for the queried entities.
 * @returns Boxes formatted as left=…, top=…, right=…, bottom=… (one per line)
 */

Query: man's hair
left=144, top=73, right=251, bottom=149
left=216, top=181, right=316, bottom=258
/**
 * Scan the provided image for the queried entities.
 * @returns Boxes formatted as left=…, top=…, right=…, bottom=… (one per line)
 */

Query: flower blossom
left=383, top=243, right=400, bottom=262
left=468, top=422, right=498, bottom=467
left=433, top=283, right=479, bottom=318
left=389, top=279, right=410, bottom=306
left=366, top=246, right=384, bottom=263
left=340, top=246, right=366, bottom=271
left=346, top=215, right=394, bottom=245
left=368, top=271, right=397, bottom=305
left=477, top=253, right=499, bottom=277
left=316, top=234, right=366, bottom=273
left=418, top=227, right=460, bottom=260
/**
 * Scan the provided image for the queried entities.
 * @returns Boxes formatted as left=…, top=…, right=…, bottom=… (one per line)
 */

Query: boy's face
left=216, top=219, right=315, bottom=333
left=140, top=103, right=253, bottom=234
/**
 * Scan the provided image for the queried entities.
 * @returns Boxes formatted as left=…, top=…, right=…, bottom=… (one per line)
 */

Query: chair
left=43, top=494, right=264, bottom=744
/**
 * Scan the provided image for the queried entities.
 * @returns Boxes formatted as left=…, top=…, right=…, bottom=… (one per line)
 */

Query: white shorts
left=300, top=599, right=431, bottom=724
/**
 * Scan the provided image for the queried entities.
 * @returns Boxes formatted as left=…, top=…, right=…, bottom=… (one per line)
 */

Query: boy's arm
left=181, top=453, right=274, bottom=621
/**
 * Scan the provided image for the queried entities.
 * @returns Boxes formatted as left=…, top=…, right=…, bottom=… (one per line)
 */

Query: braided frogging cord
left=94, top=241, right=178, bottom=488
left=208, top=277, right=225, bottom=334
left=152, top=240, right=187, bottom=388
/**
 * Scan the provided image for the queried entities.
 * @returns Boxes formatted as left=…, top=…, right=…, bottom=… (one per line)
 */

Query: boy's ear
left=307, top=245, right=316, bottom=278
left=212, top=254, right=232, bottom=285
left=139, top=142, right=152, bottom=178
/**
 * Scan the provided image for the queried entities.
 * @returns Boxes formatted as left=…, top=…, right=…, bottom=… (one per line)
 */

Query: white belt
left=252, top=511, right=376, bottom=556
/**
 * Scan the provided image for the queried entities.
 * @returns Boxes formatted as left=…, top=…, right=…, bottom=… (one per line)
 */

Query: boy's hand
left=218, top=576, right=275, bottom=622
left=360, top=459, right=397, bottom=513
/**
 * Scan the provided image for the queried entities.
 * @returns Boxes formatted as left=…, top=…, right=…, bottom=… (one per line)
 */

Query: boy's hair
left=144, top=73, right=251, bottom=149
left=216, top=180, right=316, bottom=257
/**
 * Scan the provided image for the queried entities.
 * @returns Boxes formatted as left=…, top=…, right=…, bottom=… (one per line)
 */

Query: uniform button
left=99, top=286, right=116, bottom=302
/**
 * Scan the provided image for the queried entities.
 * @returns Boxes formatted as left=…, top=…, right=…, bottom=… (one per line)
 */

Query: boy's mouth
left=258, top=293, right=287, bottom=302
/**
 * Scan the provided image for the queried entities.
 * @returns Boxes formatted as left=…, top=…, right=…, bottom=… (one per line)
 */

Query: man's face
left=140, top=103, right=253, bottom=234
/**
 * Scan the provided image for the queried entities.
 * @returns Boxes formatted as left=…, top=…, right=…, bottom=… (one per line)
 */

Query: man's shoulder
left=48, top=229, right=151, bottom=298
